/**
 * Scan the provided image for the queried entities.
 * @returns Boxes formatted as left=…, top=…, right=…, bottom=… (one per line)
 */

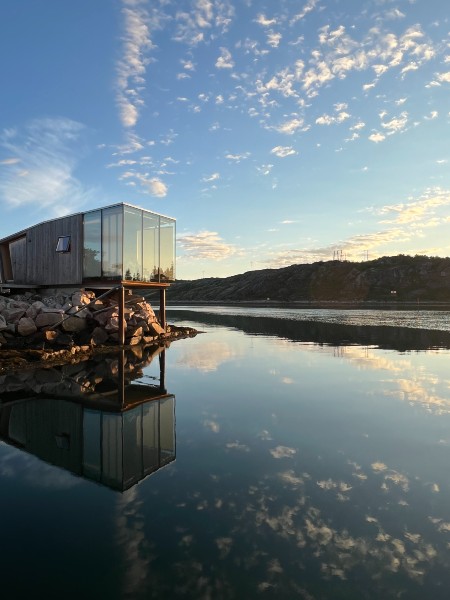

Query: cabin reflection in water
left=0, top=347, right=176, bottom=491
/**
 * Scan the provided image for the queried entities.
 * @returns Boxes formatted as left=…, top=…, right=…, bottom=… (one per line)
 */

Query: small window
left=56, top=236, right=71, bottom=253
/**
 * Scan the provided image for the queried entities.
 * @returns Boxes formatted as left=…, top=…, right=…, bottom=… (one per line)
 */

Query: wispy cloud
left=0, top=118, right=97, bottom=216
left=202, top=172, right=220, bottom=182
left=116, top=0, right=155, bottom=128
left=0, top=157, right=21, bottom=165
left=225, top=152, right=250, bottom=162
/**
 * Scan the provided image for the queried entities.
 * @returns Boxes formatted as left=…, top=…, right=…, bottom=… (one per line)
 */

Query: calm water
left=2, top=308, right=450, bottom=599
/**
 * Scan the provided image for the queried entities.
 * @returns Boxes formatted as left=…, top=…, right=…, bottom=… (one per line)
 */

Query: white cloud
left=270, top=146, right=297, bottom=158
left=202, top=172, right=220, bottom=182
left=225, top=152, right=250, bottom=162
left=178, top=230, right=237, bottom=260
left=274, top=118, right=304, bottom=134
left=437, top=71, right=450, bottom=83
left=267, top=32, right=282, bottom=48
left=290, top=0, right=319, bottom=24
left=381, top=111, right=408, bottom=133
left=116, top=2, right=155, bottom=128
left=0, top=118, right=96, bottom=216
left=374, top=187, right=450, bottom=225
left=216, top=47, right=234, bottom=69
left=316, top=112, right=350, bottom=126
left=369, top=132, right=386, bottom=143
left=143, top=177, right=168, bottom=197
left=255, top=14, right=277, bottom=27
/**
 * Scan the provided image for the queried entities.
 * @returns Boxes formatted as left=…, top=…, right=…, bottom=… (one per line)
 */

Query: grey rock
left=61, top=316, right=88, bottom=333
left=17, top=317, right=38, bottom=336
left=35, top=312, right=64, bottom=328
left=2, top=308, right=26, bottom=323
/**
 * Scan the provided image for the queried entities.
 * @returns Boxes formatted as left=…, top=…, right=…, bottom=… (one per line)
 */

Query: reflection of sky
left=3, top=320, right=450, bottom=597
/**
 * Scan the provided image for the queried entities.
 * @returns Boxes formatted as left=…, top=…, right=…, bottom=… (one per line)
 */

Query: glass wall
left=83, top=211, right=102, bottom=277
left=159, top=216, right=175, bottom=282
left=123, top=206, right=142, bottom=280
left=143, top=212, right=159, bottom=282
left=102, top=206, right=123, bottom=279
left=83, top=204, right=175, bottom=282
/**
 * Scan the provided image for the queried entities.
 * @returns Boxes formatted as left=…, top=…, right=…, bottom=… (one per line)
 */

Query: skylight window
left=56, top=235, right=71, bottom=253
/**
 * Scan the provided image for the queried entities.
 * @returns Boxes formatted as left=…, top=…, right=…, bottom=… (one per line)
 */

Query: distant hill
left=169, top=255, right=450, bottom=303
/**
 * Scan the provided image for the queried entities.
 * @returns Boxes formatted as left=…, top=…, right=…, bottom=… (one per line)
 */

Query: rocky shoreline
left=0, top=289, right=198, bottom=374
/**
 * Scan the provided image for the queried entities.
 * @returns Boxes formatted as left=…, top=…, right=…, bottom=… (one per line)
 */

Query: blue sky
left=1, top=0, right=450, bottom=279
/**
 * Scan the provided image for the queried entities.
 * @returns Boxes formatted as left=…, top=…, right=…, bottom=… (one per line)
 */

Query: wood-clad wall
left=10, top=236, right=27, bottom=282
left=21, top=214, right=83, bottom=285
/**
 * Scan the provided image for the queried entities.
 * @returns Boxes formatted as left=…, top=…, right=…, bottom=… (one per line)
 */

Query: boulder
left=148, top=322, right=165, bottom=335
left=71, top=291, right=91, bottom=306
left=61, top=316, right=88, bottom=333
left=17, top=317, right=38, bottom=337
left=2, top=308, right=26, bottom=323
left=91, top=327, right=109, bottom=345
left=25, top=305, right=38, bottom=319
left=105, top=316, right=120, bottom=332
left=0, top=314, right=7, bottom=331
left=31, top=301, right=46, bottom=311
left=35, top=312, right=64, bottom=328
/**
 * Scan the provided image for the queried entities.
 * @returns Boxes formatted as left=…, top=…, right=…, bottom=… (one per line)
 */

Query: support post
left=159, top=349, right=166, bottom=394
left=159, top=287, right=166, bottom=331
left=119, top=285, right=125, bottom=346
left=118, top=348, right=125, bottom=408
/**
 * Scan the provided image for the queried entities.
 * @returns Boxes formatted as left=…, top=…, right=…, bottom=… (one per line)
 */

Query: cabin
left=0, top=202, right=176, bottom=332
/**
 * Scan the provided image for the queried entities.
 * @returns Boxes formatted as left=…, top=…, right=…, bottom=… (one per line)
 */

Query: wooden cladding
left=22, top=214, right=83, bottom=285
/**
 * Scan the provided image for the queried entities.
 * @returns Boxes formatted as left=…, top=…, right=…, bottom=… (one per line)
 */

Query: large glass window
left=159, top=216, right=176, bottom=282
left=102, top=206, right=123, bottom=279
left=83, top=211, right=101, bottom=277
left=143, top=212, right=159, bottom=282
left=123, top=206, right=143, bottom=280
left=82, top=204, right=175, bottom=282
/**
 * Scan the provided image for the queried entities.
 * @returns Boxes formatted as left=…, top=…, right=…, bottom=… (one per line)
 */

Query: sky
left=1, top=0, right=450, bottom=280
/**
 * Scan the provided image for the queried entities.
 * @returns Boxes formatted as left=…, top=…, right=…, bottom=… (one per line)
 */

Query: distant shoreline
left=167, top=300, right=450, bottom=311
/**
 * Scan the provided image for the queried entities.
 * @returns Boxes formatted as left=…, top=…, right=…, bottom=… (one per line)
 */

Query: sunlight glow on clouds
left=3, top=0, right=450, bottom=278
left=178, top=230, right=237, bottom=260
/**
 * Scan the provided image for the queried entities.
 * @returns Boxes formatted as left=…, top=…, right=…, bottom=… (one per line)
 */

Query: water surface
left=1, top=308, right=450, bottom=599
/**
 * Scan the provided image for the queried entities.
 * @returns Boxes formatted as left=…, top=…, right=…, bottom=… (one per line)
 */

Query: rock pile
left=0, top=344, right=165, bottom=398
left=0, top=289, right=168, bottom=349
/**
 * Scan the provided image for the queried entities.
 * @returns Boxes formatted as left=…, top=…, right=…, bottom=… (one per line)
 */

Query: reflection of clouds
left=175, top=340, right=240, bottom=372
left=372, top=462, right=388, bottom=472
left=226, top=441, right=250, bottom=452
left=203, top=419, right=220, bottom=433
left=270, top=445, right=296, bottom=459
left=279, top=470, right=304, bottom=487
left=215, top=536, right=233, bottom=558
left=257, top=429, right=273, bottom=441
left=115, top=488, right=154, bottom=598
left=0, top=445, right=81, bottom=490
left=317, top=479, right=352, bottom=493
left=257, top=338, right=450, bottom=415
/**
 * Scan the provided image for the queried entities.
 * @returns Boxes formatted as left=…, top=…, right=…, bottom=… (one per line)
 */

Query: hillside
left=169, top=255, right=450, bottom=303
